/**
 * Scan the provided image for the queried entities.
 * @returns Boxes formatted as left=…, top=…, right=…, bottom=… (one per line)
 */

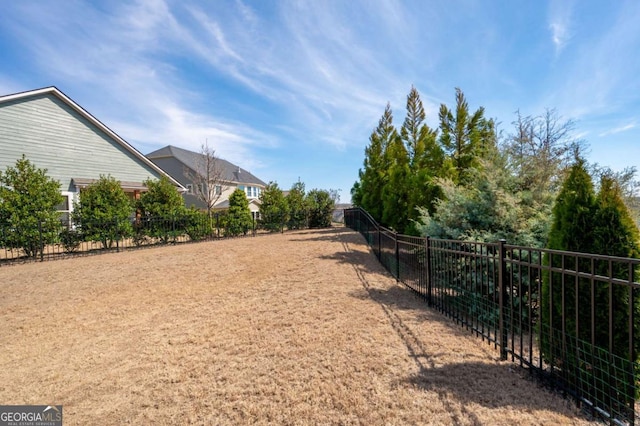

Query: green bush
left=59, top=228, right=82, bottom=253
left=73, top=175, right=133, bottom=249
left=183, top=208, right=212, bottom=241
left=0, top=156, right=63, bottom=258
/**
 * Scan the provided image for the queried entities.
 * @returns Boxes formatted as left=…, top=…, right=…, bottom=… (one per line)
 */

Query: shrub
left=0, top=156, right=63, bottom=258
left=73, top=175, right=133, bottom=249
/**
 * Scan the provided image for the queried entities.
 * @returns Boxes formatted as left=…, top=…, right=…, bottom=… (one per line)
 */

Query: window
left=215, top=185, right=222, bottom=195
left=56, top=192, right=74, bottom=225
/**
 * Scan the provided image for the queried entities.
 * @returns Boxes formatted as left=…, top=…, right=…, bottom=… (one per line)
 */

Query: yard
left=0, top=227, right=595, bottom=425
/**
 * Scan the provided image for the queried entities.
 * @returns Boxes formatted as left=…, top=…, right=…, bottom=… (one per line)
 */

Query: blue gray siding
left=0, top=93, right=163, bottom=191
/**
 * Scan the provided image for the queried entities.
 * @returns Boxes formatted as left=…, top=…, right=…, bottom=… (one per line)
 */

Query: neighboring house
left=146, top=145, right=267, bottom=214
left=0, top=86, right=185, bottom=221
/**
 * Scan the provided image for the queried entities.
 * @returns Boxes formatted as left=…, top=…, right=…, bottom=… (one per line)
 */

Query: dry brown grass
left=0, top=227, right=596, bottom=425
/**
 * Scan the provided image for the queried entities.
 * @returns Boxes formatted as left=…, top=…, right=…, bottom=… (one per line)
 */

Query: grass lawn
left=0, top=227, right=595, bottom=425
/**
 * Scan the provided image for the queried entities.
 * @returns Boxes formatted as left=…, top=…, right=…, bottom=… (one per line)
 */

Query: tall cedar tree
left=259, top=182, right=287, bottom=232
left=354, top=103, right=396, bottom=223
left=0, top=156, right=63, bottom=257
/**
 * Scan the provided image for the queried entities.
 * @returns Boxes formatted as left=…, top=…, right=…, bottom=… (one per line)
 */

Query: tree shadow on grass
left=343, top=257, right=593, bottom=422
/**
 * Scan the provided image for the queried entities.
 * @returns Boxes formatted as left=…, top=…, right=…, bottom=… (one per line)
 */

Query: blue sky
left=1, top=1, right=640, bottom=203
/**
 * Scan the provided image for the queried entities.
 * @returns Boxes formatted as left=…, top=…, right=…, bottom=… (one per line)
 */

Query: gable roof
left=0, top=86, right=185, bottom=191
left=147, top=145, right=267, bottom=187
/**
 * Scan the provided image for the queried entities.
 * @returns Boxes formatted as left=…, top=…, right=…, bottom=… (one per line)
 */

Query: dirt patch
left=0, top=227, right=595, bottom=425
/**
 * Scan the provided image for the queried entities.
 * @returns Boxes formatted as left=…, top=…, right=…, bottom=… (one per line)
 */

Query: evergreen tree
left=287, top=181, right=307, bottom=230
left=73, top=175, right=133, bottom=249
left=0, top=155, right=63, bottom=257
left=400, top=86, right=444, bottom=233
left=591, top=174, right=640, bottom=361
left=355, top=103, right=396, bottom=223
left=540, top=161, right=640, bottom=404
left=137, top=176, right=186, bottom=243
left=259, top=182, right=287, bottom=232
left=138, top=176, right=186, bottom=219
left=226, top=189, right=252, bottom=236
left=306, top=189, right=335, bottom=228
left=381, top=132, right=410, bottom=232
left=439, top=88, right=495, bottom=184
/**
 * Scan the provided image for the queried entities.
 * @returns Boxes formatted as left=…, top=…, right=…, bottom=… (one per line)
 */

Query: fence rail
left=0, top=214, right=259, bottom=265
left=345, top=207, right=640, bottom=425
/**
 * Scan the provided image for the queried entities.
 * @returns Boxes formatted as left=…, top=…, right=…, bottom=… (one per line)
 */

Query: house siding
left=0, top=93, right=163, bottom=192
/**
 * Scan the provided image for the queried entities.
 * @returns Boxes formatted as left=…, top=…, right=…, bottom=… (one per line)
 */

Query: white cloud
left=547, top=1, right=575, bottom=53
left=598, top=121, right=637, bottom=137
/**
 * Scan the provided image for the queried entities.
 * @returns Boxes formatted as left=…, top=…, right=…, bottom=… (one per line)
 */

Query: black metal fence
left=345, top=207, right=640, bottom=425
left=0, top=213, right=259, bottom=265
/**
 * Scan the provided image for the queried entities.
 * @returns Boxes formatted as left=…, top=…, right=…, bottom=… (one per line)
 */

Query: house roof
left=0, top=86, right=186, bottom=191
left=147, top=145, right=267, bottom=187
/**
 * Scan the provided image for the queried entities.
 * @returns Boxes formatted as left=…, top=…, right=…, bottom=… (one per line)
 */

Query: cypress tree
left=401, top=86, right=443, bottom=234
left=541, top=161, right=640, bottom=406
left=355, top=103, right=396, bottom=223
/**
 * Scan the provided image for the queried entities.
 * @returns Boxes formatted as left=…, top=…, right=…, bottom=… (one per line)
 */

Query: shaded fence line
left=345, top=207, right=640, bottom=426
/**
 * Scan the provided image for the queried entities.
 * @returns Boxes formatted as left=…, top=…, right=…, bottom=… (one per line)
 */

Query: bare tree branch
left=184, top=142, right=230, bottom=217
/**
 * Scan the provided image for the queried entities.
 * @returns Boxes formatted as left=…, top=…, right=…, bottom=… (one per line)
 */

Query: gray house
left=146, top=145, right=267, bottom=214
left=0, top=86, right=185, bottom=220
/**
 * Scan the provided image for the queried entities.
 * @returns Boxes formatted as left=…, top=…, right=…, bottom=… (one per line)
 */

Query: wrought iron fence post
left=395, top=231, right=400, bottom=281
left=425, top=236, right=432, bottom=306
left=628, top=265, right=636, bottom=426
left=377, top=224, right=381, bottom=261
left=498, top=239, right=508, bottom=360
left=38, top=219, right=44, bottom=262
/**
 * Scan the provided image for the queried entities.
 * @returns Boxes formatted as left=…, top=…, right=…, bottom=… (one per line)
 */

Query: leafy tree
left=259, top=182, right=287, bottom=232
left=306, top=189, right=335, bottom=228
left=0, top=156, right=63, bottom=257
left=137, top=176, right=187, bottom=243
left=287, top=181, right=308, bottom=230
left=226, top=189, right=252, bottom=236
left=353, top=103, right=396, bottom=223
left=73, top=175, right=133, bottom=249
